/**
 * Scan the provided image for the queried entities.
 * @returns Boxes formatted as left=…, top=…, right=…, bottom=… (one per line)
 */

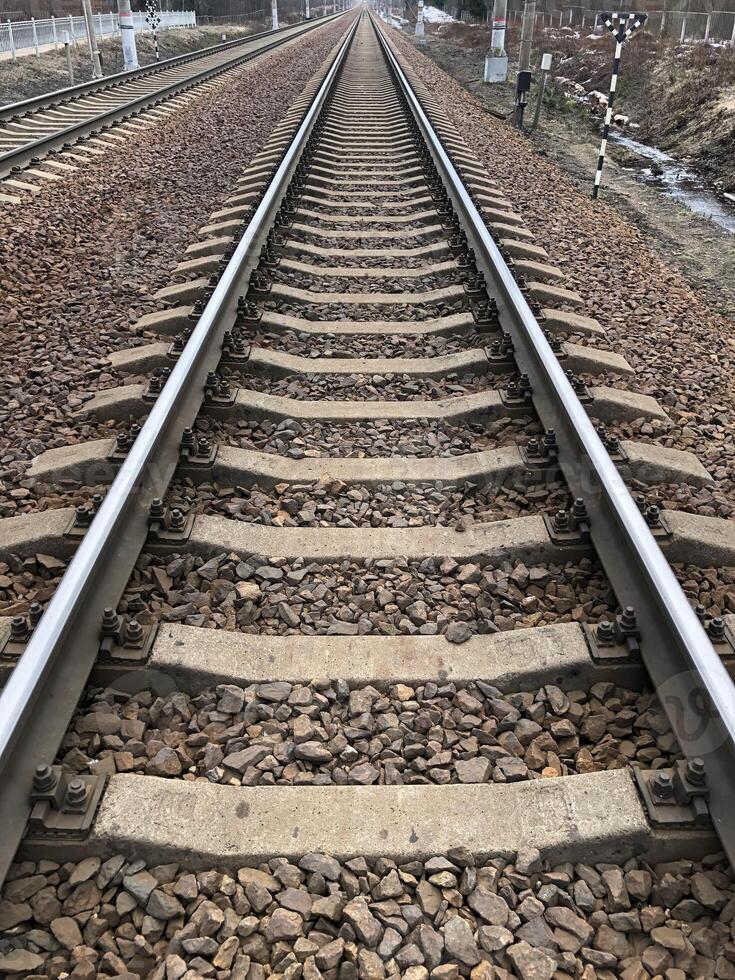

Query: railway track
left=2, top=10, right=735, bottom=978
left=0, top=13, right=341, bottom=193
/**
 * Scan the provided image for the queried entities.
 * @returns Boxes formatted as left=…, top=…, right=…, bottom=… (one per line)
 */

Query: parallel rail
left=0, top=8, right=734, bottom=888
left=0, top=13, right=342, bottom=181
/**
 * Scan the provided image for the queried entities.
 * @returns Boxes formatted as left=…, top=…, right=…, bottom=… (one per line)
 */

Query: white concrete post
left=63, top=30, right=74, bottom=83
left=731, top=15, right=735, bottom=43
left=7, top=19, right=16, bottom=60
left=305, top=0, right=310, bottom=18
left=52, top=15, right=59, bottom=49
left=680, top=14, right=686, bottom=41
left=118, top=0, right=139, bottom=69
left=704, top=13, right=711, bottom=39
left=484, top=0, right=508, bottom=82
left=415, top=0, right=424, bottom=34
left=69, top=14, right=76, bottom=45
left=31, top=17, right=39, bottom=56
left=271, top=0, right=278, bottom=29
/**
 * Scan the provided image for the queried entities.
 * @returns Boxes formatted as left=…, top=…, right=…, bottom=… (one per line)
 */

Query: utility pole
left=514, top=0, right=535, bottom=128
left=484, top=0, right=508, bottom=82
left=272, top=0, right=279, bottom=28
left=118, top=0, right=139, bottom=70
left=415, top=0, right=424, bottom=34
left=81, top=0, right=103, bottom=77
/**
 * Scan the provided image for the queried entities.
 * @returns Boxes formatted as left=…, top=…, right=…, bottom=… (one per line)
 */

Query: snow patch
left=423, top=5, right=456, bottom=23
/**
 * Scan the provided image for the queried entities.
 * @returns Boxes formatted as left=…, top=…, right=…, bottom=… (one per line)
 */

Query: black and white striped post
left=144, top=0, right=162, bottom=62
left=592, top=11, right=647, bottom=200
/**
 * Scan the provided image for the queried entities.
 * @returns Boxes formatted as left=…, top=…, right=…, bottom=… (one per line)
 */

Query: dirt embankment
left=423, top=19, right=735, bottom=192
left=0, top=24, right=268, bottom=106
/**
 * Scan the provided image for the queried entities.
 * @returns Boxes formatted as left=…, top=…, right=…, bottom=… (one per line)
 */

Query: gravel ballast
left=207, top=417, right=536, bottom=459
left=167, top=480, right=565, bottom=528
left=1, top=848, right=734, bottom=979
left=234, top=371, right=504, bottom=401
left=121, top=552, right=614, bottom=636
left=62, top=679, right=680, bottom=785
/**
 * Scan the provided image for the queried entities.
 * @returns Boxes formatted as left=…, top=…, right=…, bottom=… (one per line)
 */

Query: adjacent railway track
left=0, top=13, right=342, bottom=186
left=1, top=10, right=735, bottom=978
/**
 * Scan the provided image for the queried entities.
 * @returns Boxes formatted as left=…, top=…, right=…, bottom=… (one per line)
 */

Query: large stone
left=50, top=915, right=83, bottom=950
left=455, top=758, right=492, bottom=783
left=237, top=867, right=281, bottom=892
left=299, top=853, right=342, bottom=881
left=468, top=886, right=509, bottom=926
left=223, top=745, right=271, bottom=773
left=343, top=897, right=383, bottom=946
left=442, top=914, right=481, bottom=966
left=0, top=901, right=31, bottom=931
left=123, top=870, right=159, bottom=905
left=507, top=941, right=557, bottom=980
left=0, top=949, right=45, bottom=974
left=266, top=908, right=304, bottom=941
left=147, top=889, right=185, bottom=920
left=280, top=887, right=313, bottom=918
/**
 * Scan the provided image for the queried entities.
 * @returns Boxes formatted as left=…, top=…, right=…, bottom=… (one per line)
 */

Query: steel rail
left=0, top=13, right=339, bottom=123
left=373, top=15, right=735, bottom=862
left=0, top=14, right=343, bottom=181
left=0, top=13, right=359, bottom=887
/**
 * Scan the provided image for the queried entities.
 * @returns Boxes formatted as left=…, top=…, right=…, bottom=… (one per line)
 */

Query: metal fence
left=509, top=4, right=735, bottom=42
left=445, top=2, right=735, bottom=41
left=0, top=9, right=196, bottom=58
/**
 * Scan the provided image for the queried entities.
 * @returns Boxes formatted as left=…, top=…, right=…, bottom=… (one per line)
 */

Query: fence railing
left=0, top=9, right=196, bottom=58
left=446, top=2, right=735, bottom=42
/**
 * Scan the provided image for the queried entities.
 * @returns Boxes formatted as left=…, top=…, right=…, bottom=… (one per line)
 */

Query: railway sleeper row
left=1, top=14, right=735, bottom=980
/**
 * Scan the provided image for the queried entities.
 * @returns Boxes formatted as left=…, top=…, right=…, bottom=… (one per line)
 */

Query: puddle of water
left=610, top=131, right=735, bottom=234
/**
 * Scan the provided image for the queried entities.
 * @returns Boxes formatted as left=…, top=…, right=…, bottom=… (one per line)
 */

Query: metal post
left=484, top=0, right=508, bottom=82
left=7, top=19, right=15, bottom=61
left=63, top=31, right=75, bottom=83
left=52, top=15, right=59, bottom=49
left=118, top=0, right=139, bottom=69
left=530, top=50, right=551, bottom=130
left=514, top=0, right=535, bottom=127
left=144, top=0, right=161, bottom=60
left=415, top=0, right=424, bottom=34
left=31, top=17, right=39, bottom=56
left=271, top=0, right=279, bottom=29
left=593, top=11, right=647, bottom=199
left=81, top=0, right=103, bottom=76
